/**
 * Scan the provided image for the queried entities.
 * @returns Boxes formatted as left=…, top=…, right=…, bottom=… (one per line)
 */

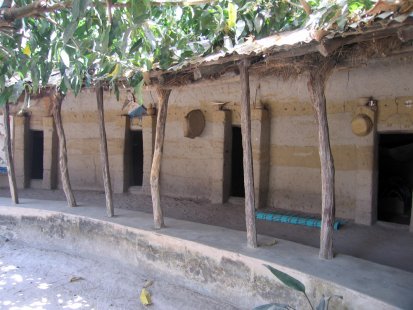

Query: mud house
left=2, top=18, right=413, bottom=232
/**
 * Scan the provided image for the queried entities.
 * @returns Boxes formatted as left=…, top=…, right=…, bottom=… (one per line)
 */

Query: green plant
left=253, top=264, right=342, bottom=310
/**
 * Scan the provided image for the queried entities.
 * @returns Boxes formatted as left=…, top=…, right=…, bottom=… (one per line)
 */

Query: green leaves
left=227, top=2, right=238, bottom=29
left=0, top=0, right=376, bottom=103
left=2, top=1, right=302, bottom=98
left=131, top=0, right=151, bottom=24
left=72, top=0, right=90, bottom=20
left=254, top=13, right=264, bottom=33
left=63, top=22, right=78, bottom=44
left=2, top=0, right=310, bottom=92
left=264, top=264, right=306, bottom=293
left=30, top=63, right=40, bottom=93
left=72, top=0, right=82, bottom=20
left=9, top=81, right=25, bottom=104
left=60, top=50, right=70, bottom=68
left=0, top=88, right=12, bottom=107
left=348, top=0, right=374, bottom=14
left=200, top=8, right=224, bottom=33
left=259, top=265, right=343, bottom=310
left=235, top=19, right=245, bottom=41
left=40, top=62, right=53, bottom=87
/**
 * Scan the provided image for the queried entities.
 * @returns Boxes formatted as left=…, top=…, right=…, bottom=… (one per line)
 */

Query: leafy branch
left=253, top=265, right=343, bottom=310
left=0, top=0, right=384, bottom=107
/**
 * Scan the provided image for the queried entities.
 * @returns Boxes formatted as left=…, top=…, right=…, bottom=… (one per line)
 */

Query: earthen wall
left=5, top=55, right=413, bottom=224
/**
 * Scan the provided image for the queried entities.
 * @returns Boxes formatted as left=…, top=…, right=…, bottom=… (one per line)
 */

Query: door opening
left=378, top=133, right=413, bottom=225
left=129, top=130, right=143, bottom=186
left=30, top=130, right=44, bottom=180
left=230, top=126, right=245, bottom=197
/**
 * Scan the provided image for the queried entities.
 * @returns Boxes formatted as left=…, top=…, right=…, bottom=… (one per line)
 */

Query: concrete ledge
left=0, top=199, right=412, bottom=309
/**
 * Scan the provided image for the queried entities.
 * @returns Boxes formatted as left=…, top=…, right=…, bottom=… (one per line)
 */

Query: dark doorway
left=129, top=130, right=143, bottom=186
left=231, top=126, right=244, bottom=197
left=30, top=130, right=44, bottom=180
left=378, top=133, right=413, bottom=225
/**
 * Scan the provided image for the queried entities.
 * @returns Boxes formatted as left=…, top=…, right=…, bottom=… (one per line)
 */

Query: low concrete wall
left=0, top=206, right=409, bottom=309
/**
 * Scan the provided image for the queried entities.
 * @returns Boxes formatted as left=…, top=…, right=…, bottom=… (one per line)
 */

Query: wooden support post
left=307, top=62, right=335, bottom=260
left=96, top=82, right=114, bottom=217
left=239, top=59, right=258, bottom=248
left=51, top=90, right=77, bottom=207
left=3, top=102, right=19, bottom=204
left=150, top=87, right=171, bottom=229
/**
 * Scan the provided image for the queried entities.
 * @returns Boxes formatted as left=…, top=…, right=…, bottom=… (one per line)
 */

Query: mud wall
left=10, top=89, right=128, bottom=193
left=157, top=55, right=413, bottom=224
left=7, top=55, right=413, bottom=224
left=59, top=90, right=126, bottom=193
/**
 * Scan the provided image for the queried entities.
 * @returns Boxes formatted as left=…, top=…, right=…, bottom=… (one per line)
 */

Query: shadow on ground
left=1, top=188, right=412, bottom=273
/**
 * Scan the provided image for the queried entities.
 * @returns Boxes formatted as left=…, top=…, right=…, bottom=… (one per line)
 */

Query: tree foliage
left=0, top=0, right=376, bottom=105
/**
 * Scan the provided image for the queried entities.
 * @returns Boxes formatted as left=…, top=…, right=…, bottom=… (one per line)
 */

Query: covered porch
left=2, top=187, right=412, bottom=274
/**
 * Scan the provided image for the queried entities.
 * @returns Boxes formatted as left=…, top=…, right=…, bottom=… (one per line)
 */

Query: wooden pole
left=239, top=58, right=257, bottom=248
left=51, top=90, right=77, bottom=207
left=150, top=87, right=171, bottom=229
left=3, top=102, right=19, bottom=204
left=96, top=82, right=114, bottom=217
left=307, top=62, right=335, bottom=260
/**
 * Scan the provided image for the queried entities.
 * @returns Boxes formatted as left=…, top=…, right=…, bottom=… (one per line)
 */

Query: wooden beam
left=150, top=86, right=171, bottom=229
left=239, top=58, right=257, bottom=248
left=3, top=102, right=19, bottom=204
left=96, top=82, right=114, bottom=217
left=307, top=60, right=335, bottom=260
left=51, top=89, right=77, bottom=207
left=398, top=25, right=413, bottom=42
left=317, top=38, right=348, bottom=57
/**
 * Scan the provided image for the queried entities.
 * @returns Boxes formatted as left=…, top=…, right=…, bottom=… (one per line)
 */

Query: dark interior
left=378, top=133, right=413, bottom=225
left=231, top=126, right=245, bottom=197
left=30, top=130, right=44, bottom=180
left=130, top=130, right=143, bottom=186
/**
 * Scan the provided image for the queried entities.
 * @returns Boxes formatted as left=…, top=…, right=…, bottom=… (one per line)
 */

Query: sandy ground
left=0, top=227, right=237, bottom=310
left=1, top=188, right=413, bottom=273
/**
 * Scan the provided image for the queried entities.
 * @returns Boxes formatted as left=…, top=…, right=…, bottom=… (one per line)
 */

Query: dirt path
left=0, top=228, right=237, bottom=310
left=1, top=188, right=413, bottom=273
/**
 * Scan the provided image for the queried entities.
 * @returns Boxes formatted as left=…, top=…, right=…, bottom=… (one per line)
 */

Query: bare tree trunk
left=96, top=82, right=114, bottom=217
left=3, top=102, right=19, bottom=204
left=239, top=59, right=257, bottom=248
left=51, top=90, right=76, bottom=207
left=150, top=87, right=171, bottom=229
left=307, top=62, right=335, bottom=260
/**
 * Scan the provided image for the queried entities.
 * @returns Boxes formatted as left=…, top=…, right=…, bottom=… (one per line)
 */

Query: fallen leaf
left=69, top=276, right=84, bottom=283
left=140, top=288, right=152, bottom=306
left=143, top=280, right=154, bottom=288
left=260, top=238, right=278, bottom=247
